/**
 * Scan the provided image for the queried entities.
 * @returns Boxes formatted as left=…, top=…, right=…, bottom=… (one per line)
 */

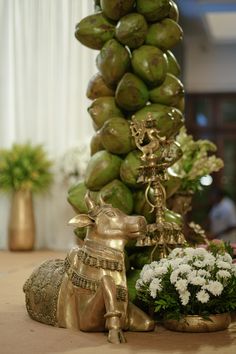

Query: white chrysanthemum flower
left=196, top=290, right=210, bottom=303
left=217, top=270, right=231, bottom=279
left=197, top=269, right=211, bottom=279
left=169, top=248, right=184, bottom=259
left=197, top=269, right=211, bottom=278
left=204, top=281, right=223, bottom=296
left=183, top=248, right=195, bottom=257
left=216, top=253, right=232, bottom=264
left=140, top=264, right=151, bottom=278
left=187, top=270, right=197, bottom=281
left=169, top=258, right=183, bottom=269
left=216, top=260, right=231, bottom=269
left=149, top=278, right=163, bottom=299
left=153, top=266, right=168, bottom=277
left=222, top=253, right=233, bottom=263
left=175, top=279, right=188, bottom=293
left=135, top=279, right=144, bottom=290
left=158, top=258, right=169, bottom=266
left=232, top=264, right=236, bottom=276
left=180, top=290, right=190, bottom=306
left=202, top=254, right=216, bottom=267
left=178, top=264, right=192, bottom=274
left=190, top=276, right=206, bottom=286
left=170, top=269, right=180, bottom=284
left=193, top=248, right=208, bottom=257
left=193, top=260, right=204, bottom=268
left=150, top=261, right=160, bottom=269
left=141, top=269, right=155, bottom=283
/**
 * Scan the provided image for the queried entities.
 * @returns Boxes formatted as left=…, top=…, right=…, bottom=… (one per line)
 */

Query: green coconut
left=169, top=0, right=179, bottom=22
left=67, top=181, right=98, bottom=214
left=99, top=179, right=133, bottom=214
left=115, top=13, right=148, bottom=49
left=75, top=13, right=115, bottom=50
left=146, top=19, right=183, bottom=50
left=166, top=50, right=181, bottom=77
left=74, top=227, right=87, bottom=241
left=149, top=73, right=184, bottom=109
left=88, top=97, right=124, bottom=130
left=164, top=208, right=183, bottom=226
left=134, top=103, right=184, bottom=138
left=86, top=73, right=115, bottom=100
left=90, top=130, right=104, bottom=155
left=85, top=150, right=122, bottom=190
left=115, top=73, right=149, bottom=111
left=100, top=117, right=135, bottom=155
left=175, top=96, right=185, bottom=112
left=133, top=190, right=183, bottom=225
left=120, top=150, right=142, bottom=188
left=101, top=0, right=135, bottom=21
left=133, top=189, right=155, bottom=224
left=136, top=0, right=171, bottom=22
left=96, top=39, right=131, bottom=87
left=131, top=45, right=168, bottom=87
left=164, top=173, right=182, bottom=199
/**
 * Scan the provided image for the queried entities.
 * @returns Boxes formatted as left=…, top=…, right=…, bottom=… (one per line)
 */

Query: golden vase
left=8, top=189, right=35, bottom=251
left=163, top=313, right=231, bottom=333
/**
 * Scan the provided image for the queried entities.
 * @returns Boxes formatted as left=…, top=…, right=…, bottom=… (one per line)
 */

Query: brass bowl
left=164, top=313, right=231, bottom=333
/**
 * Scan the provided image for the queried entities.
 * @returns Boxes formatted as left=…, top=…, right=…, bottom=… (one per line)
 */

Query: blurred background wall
left=177, top=0, right=236, bottom=225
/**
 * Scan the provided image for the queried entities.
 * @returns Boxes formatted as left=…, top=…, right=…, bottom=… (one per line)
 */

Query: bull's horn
left=85, top=191, right=97, bottom=211
left=98, top=193, right=106, bottom=206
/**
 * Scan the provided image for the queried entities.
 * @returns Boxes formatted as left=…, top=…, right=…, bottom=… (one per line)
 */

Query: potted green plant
left=136, top=246, right=236, bottom=332
left=0, top=143, right=53, bottom=250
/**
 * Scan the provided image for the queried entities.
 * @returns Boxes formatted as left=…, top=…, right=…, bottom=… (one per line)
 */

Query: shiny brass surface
left=23, top=192, right=154, bottom=344
left=130, top=114, right=186, bottom=258
left=8, top=189, right=35, bottom=251
left=164, top=313, right=231, bottom=332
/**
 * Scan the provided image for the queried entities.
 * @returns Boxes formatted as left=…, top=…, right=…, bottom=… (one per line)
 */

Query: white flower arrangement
left=59, top=144, right=90, bottom=186
left=136, top=247, right=236, bottom=320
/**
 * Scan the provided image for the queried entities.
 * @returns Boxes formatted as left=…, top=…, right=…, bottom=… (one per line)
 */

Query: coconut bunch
left=68, top=0, right=185, bottom=240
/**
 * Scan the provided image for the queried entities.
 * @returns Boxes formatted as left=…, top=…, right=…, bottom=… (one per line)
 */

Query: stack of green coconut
left=68, top=0, right=185, bottom=274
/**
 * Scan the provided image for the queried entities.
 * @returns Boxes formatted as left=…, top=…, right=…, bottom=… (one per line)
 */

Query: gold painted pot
left=164, top=313, right=231, bottom=332
left=8, top=189, right=35, bottom=251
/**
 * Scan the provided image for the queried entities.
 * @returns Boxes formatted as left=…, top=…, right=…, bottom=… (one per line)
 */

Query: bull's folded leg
left=127, top=302, right=155, bottom=332
left=101, top=275, right=126, bottom=344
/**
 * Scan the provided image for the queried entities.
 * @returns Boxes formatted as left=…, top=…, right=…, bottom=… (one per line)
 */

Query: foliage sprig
left=0, top=143, right=53, bottom=193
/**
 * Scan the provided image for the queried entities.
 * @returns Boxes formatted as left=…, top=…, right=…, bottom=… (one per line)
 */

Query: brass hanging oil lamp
left=130, top=113, right=186, bottom=259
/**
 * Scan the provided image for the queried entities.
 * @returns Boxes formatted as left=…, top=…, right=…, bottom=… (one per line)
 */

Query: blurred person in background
left=208, top=188, right=236, bottom=243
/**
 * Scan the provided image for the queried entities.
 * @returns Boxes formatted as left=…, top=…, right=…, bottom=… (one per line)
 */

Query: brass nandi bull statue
left=23, top=193, right=154, bottom=343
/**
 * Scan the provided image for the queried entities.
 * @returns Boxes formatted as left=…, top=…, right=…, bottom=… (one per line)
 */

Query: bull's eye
left=104, top=211, right=116, bottom=217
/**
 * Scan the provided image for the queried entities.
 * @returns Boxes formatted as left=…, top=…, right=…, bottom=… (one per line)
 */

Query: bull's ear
left=68, top=214, right=94, bottom=228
